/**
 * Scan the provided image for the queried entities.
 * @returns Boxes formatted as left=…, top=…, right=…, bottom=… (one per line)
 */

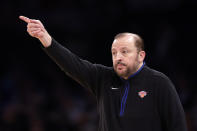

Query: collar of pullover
left=120, top=62, right=145, bottom=82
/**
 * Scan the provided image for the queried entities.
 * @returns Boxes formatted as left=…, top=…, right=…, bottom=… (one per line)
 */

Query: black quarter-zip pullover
left=42, top=38, right=188, bottom=131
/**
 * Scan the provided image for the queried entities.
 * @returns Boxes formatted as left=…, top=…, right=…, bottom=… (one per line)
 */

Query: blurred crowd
left=0, top=63, right=98, bottom=131
left=0, top=0, right=196, bottom=130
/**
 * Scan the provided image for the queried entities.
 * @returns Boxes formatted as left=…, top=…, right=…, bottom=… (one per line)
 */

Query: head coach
left=19, top=16, right=188, bottom=131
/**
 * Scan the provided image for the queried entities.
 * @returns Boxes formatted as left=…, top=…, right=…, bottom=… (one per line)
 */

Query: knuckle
left=28, top=23, right=32, bottom=28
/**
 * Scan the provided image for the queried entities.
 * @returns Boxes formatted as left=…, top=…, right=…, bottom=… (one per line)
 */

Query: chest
left=104, top=79, right=157, bottom=118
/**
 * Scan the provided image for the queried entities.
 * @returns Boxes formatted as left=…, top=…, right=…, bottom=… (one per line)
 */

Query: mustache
left=116, top=61, right=126, bottom=66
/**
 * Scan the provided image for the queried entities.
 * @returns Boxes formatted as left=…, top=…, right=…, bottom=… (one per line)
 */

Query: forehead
left=111, top=36, right=136, bottom=50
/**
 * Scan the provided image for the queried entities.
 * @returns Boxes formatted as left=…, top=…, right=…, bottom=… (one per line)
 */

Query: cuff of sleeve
left=41, top=37, right=56, bottom=49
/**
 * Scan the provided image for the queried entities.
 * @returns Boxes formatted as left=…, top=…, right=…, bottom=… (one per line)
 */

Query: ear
left=138, top=51, right=146, bottom=62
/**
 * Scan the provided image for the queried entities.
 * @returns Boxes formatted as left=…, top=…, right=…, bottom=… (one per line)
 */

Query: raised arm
left=19, top=16, right=111, bottom=96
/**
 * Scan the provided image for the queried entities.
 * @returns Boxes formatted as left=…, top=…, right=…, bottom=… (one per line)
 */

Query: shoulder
left=93, top=63, right=113, bottom=73
left=92, top=63, right=115, bottom=80
left=144, top=65, right=174, bottom=88
left=144, top=66, right=170, bottom=80
left=94, top=64, right=121, bottom=82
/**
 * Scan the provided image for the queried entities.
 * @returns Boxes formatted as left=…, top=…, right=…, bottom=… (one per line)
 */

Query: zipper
left=120, top=81, right=130, bottom=116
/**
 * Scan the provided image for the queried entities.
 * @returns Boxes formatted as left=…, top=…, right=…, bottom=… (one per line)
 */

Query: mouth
left=117, top=64, right=124, bottom=68
left=116, top=63, right=126, bottom=70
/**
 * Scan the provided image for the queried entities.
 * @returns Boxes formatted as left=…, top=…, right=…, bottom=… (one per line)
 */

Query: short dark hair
left=114, top=32, right=144, bottom=51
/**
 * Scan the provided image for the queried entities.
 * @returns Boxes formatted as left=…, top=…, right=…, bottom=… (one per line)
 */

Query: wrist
left=39, top=33, right=52, bottom=48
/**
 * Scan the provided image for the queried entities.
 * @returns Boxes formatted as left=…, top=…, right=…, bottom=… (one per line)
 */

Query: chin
left=116, top=70, right=127, bottom=78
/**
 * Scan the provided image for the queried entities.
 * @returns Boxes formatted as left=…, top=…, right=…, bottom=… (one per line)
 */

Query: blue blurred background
left=0, top=0, right=196, bottom=130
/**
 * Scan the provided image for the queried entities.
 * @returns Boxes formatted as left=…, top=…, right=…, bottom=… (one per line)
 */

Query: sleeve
left=41, top=38, right=107, bottom=96
left=156, top=76, right=188, bottom=131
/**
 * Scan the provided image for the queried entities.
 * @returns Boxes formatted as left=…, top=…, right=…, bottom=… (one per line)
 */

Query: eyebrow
left=111, top=48, right=116, bottom=51
left=111, top=46, right=129, bottom=51
left=121, top=47, right=128, bottom=50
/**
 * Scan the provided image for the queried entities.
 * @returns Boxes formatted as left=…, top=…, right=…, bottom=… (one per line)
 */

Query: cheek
left=112, top=59, right=116, bottom=66
left=136, top=54, right=141, bottom=62
left=127, top=55, right=138, bottom=65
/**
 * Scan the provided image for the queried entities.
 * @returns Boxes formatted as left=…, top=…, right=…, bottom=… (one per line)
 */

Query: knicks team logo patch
left=138, top=91, right=147, bottom=98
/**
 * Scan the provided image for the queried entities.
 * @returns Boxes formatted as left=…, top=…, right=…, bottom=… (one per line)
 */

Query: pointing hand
left=19, top=16, right=52, bottom=47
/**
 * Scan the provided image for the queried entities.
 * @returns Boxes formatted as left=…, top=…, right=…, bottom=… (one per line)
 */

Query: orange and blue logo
left=138, top=91, right=147, bottom=98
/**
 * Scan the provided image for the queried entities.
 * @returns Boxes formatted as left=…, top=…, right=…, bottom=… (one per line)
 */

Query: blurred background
left=0, top=0, right=196, bottom=130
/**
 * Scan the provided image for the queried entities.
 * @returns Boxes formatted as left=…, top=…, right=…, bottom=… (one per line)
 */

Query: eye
left=112, top=51, right=116, bottom=56
left=122, top=50, right=128, bottom=54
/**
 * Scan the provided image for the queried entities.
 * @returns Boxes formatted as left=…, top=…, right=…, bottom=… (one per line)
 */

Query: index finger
left=19, top=16, right=30, bottom=23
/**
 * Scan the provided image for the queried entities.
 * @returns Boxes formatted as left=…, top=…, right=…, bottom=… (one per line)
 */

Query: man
left=19, top=16, right=188, bottom=131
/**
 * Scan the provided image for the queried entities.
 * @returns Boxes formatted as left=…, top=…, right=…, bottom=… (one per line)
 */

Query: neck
left=123, top=62, right=144, bottom=80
